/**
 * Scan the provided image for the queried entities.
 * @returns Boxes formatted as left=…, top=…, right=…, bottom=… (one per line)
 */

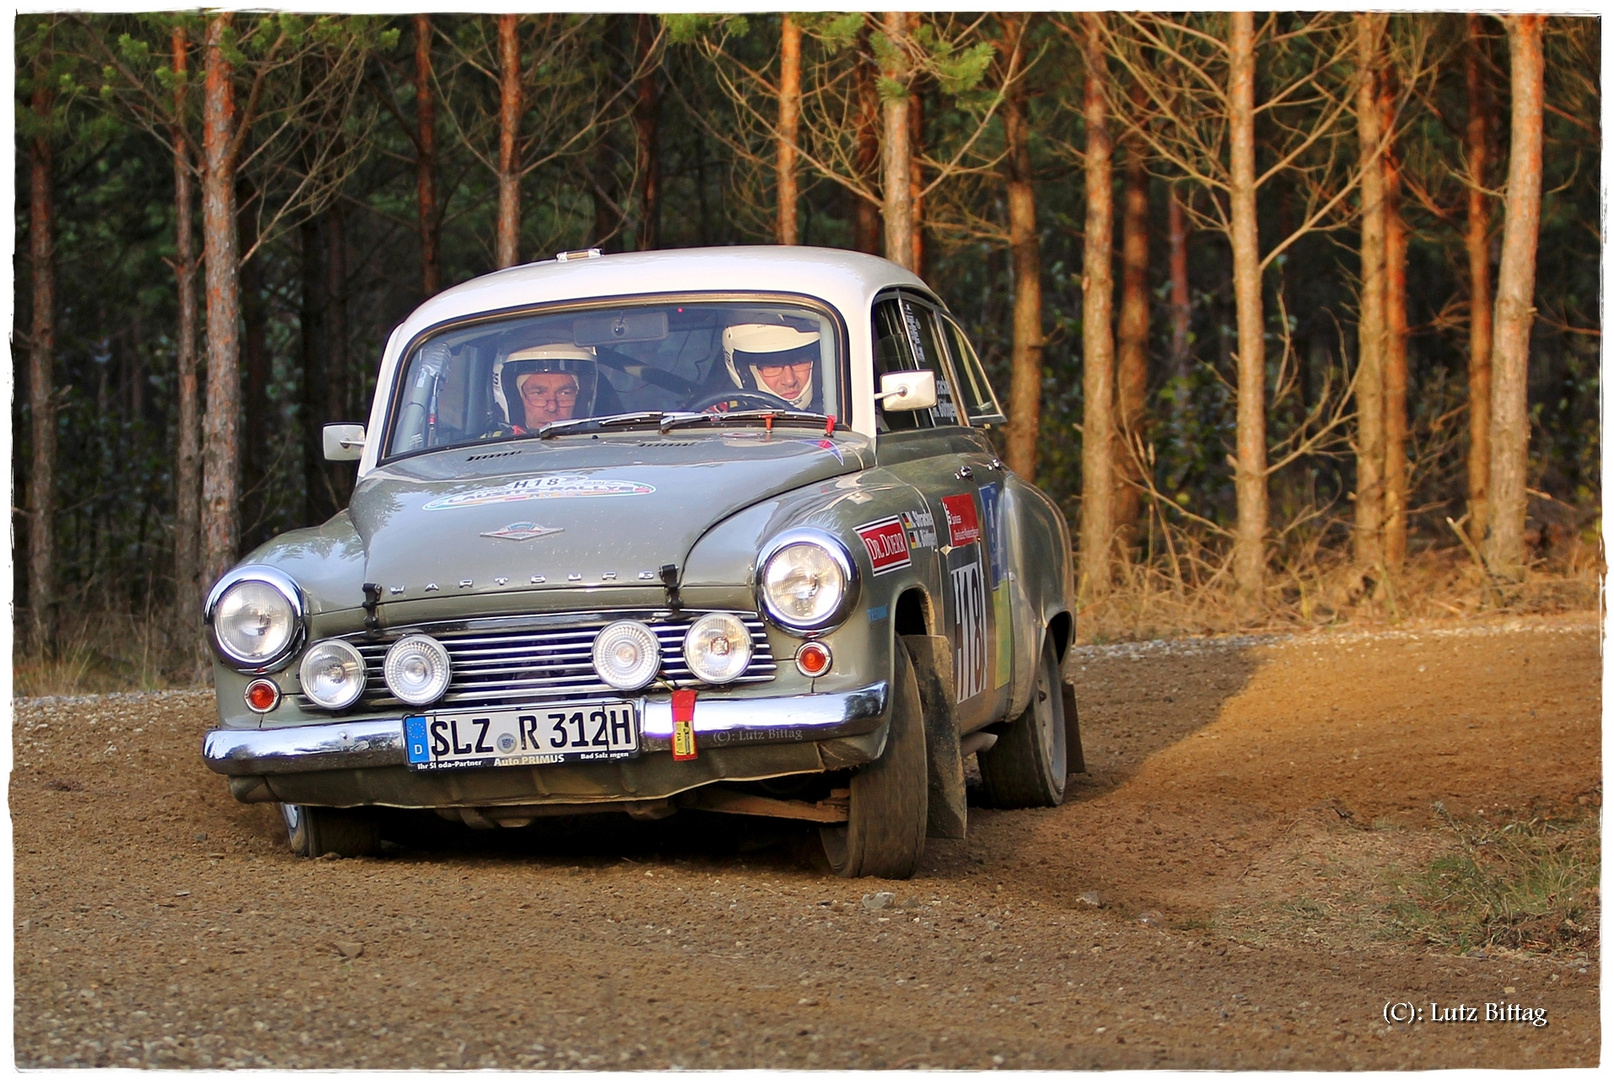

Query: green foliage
left=797, top=13, right=864, bottom=52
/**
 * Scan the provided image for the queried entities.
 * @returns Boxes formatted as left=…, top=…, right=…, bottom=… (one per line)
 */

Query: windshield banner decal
left=424, top=475, right=655, bottom=510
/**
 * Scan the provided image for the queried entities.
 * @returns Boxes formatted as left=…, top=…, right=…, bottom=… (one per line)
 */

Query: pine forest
left=11, top=12, right=1601, bottom=689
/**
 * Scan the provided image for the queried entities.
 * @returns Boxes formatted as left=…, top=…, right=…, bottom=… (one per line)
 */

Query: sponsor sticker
left=424, top=475, right=654, bottom=510
left=900, top=508, right=937, bottom=550
left=950, top=554, right=988, bottom=702
left=856, top=517, right=912, bottom=575
left=671, top=688, right=698, bottom=761
left=942, top=493, right=982, bottom=547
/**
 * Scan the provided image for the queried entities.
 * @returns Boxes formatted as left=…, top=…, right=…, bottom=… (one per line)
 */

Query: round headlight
left=682, top=613, right=753, bottom=685
left=299, top=638, right=367, bottom=710
left=207, top=571, right=302, bottom=669
left=760, top=536, right=854, bottom=632
left=384, top=634, right=452, bottom=706
left=592, top=620, right=661, bottom=691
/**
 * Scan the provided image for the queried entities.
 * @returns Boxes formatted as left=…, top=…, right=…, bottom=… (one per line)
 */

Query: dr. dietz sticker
left=856, top=516, right=911, bottom=575
left=423, top=474, right=655, bottom=510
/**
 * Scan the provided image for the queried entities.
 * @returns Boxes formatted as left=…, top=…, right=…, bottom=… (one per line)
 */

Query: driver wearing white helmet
left=718, top=323, right=822, bottom=412
left=489, top=344, right=599, bottom=435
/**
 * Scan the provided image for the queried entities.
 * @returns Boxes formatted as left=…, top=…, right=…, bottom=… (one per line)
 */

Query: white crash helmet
left=492, top=344, right=598, bottom=426
left=722, top=323, right=821, bottom=410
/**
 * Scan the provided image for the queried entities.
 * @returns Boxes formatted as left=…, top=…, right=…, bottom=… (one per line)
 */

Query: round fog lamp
left=795, top=640, right=833, bottom=678
left=299, top=638, right=367, bottom=710
left=384, top=634, right=452, bottom=706
left=592, top=620, right=661, bottom=691
left=682, top=613, right=753, bottom=685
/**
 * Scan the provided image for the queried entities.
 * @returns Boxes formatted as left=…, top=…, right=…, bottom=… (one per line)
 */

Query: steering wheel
left=682, top=388, right=795, bottom=413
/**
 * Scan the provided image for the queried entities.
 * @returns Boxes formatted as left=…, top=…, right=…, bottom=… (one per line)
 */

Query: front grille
left=298, top=611, right=776, bottom=711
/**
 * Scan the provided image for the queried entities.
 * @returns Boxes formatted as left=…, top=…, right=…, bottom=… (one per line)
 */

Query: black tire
left=819, top=640, right=929, bottom=879
left=977, top=637, right=1068, bottom=808
left=281, top=803, right=381, bottom=858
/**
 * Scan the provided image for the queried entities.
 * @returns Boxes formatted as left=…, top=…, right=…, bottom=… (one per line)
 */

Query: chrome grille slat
left=296, top=611, right=776, bottom=711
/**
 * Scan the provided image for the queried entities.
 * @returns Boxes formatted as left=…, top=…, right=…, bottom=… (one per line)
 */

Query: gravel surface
left=12, top=613, right=1600, bottom=1068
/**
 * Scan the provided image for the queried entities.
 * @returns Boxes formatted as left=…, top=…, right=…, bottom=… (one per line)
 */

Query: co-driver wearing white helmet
left=719, top=323, right=823, bottom=412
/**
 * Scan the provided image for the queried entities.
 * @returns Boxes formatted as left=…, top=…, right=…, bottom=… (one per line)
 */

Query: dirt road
left=12, top=614, right=1600, bottom=1068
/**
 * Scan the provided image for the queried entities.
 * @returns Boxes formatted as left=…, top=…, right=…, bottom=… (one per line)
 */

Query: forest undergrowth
left=10, top=519, right=1601, bottom=698
left=1077, top=508, right=1602, bottom=644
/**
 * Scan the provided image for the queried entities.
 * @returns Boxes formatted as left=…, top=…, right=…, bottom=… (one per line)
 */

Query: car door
left=936, top=312, right=1024, bottom=716
left=871, top=291, right=1009, bottom=732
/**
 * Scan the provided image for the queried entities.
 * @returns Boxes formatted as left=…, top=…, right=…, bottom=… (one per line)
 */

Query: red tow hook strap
left=671, top=688, right=698, bottom=760
left=824, top=416, right=835, bottom=435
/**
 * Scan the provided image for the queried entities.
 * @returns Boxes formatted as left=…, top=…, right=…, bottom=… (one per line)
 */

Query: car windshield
left=385, top=297, right=842, bottom=457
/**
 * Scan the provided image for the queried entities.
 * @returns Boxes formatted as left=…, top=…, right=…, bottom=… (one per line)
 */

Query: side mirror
left=875, top=370, right=938, bottom=412
left=323, top=423, right=366, bottom=462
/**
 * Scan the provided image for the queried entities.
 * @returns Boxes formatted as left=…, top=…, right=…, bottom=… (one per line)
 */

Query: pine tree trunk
left=633, top=13, right=661, bottom=250
left=325, top=207, right=353, bottom=507
left=1381, top=70, right=1409, bottom=570
left=1353, top=14, right=1388, bottom=570
left=907, top=34, right=925, bottom=277
left=28, top=80, right=56, bottom=652
left=1167, top=187, right=1191, bottom=423
left=200, top=14, right=242, bottom=589
left=852, top=26, right=882, bottom=255
left=1464, top=14, right=1494, bottom=545
left=299, top=218, right=329, bottom=523
left=1228, top=12, right=1269, bottom=602
left=1486, top=14, right=1545, bottom=577
left=171, top=28, right=202, bottom=627
left=1001, top=12, right=1043, bottom=482
left=1114, top=80, right=1151, bottom=553
left=879, top=11, right=915, bottom=271
left=776, top=13, right=801, bottom=245
left=240, top=178, right=268, bottom=551
left=496, top=14, right=522, bottom=269
left=1078, top=12, right=1115, bottom=598
left=415, top=14, right=440, bottom=297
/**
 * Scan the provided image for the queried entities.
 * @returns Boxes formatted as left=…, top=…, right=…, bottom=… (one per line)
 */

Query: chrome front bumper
left=202, top=682, right=890, bottom=777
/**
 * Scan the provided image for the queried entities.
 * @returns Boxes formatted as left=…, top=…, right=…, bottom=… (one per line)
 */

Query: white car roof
left=359, top=246, right=938, bottom=472
left=396, top=245, right=934, bottom=342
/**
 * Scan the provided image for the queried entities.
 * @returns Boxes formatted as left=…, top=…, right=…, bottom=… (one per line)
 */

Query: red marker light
left=795, top=641, right=832, bottom=678
left=245, top=678, right=282, bottom=713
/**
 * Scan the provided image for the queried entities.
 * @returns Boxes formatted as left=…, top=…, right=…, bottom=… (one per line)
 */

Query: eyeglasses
left=520, top=383, right=580, bottom=402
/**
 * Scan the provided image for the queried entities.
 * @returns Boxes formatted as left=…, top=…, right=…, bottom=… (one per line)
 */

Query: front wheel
left=977, top=637, right=1068, bottom=808
left=820, top=640, right=929, bottom=879
left=281, top=803, right=381, bottom=858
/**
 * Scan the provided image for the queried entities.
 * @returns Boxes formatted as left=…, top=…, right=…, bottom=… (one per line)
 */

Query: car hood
left=348, top=431, right=870, bottom=598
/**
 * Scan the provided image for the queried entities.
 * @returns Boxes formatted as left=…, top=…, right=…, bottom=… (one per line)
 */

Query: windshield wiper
left=659, top=409, right=830, bottom=434
left=536, top=412, right=669, bottom=439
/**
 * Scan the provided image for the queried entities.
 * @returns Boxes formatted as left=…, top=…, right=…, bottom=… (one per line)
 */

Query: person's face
left=518, top=372, right=580, bottom=425
left=754, top=360, right=813, bottom=401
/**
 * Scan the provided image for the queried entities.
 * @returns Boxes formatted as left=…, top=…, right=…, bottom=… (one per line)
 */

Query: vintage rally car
left=201, top=245, right=1081, bottom=878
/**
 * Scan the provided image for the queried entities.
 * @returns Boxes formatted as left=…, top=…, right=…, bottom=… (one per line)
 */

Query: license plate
left=404, top=701, right=639, bottom=771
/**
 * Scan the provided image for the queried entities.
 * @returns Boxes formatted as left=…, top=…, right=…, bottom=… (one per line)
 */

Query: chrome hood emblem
left=481, top=521, right=565, bottom=542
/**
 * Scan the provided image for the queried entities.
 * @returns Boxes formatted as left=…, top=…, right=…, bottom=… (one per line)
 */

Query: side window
left=873, top=293, right=963, bottom=431
left=873, top=297, right=932, bottom=431
left=941, top=317, right=1007, bottom=425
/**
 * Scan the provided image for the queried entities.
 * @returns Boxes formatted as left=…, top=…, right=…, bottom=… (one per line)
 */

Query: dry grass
left=11, top=604, right=209, bottom=698
left=1389, top=804, right=1602, bottom=956
left=1077, top=522, right=1602, bottom=644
